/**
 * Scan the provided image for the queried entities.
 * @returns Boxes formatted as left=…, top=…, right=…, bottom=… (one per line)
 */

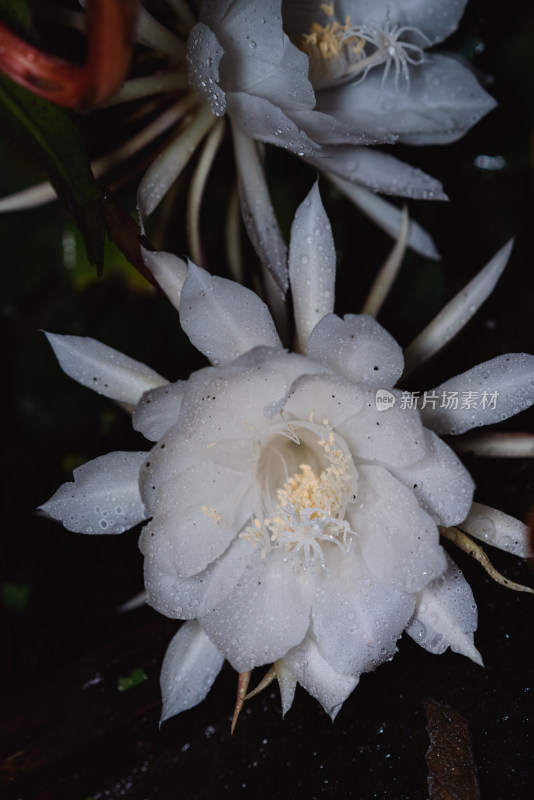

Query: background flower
left=0, top=0, right=495, bottom=293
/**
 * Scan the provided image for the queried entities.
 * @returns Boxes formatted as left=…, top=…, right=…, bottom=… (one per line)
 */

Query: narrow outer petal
left=231, top=123, right=289, bottom=294
left=187, top=23, right=226, bottom=116
left=179, top=263, right=282, bottom=365
left=45, top=332, right=167, bottom=405
left=406, top=557, right=482, bottom=665
left=289, top=182, right=336, bottom=352
left=308, top=146, right=446, bottom=200
left=404, top=240, right=513, bottom=375
left=160, top=621, right=224, bottom=722
left=283, top=636, right=358, bottom=720
left=142, top=248, right=188, bottom=312
left=420, top=354, right=534, bottom=435
left=39, top=451, right=149, bottom=534
left=325, top=176, right=440, bottom=260
left=460, top=502, right=532, bottom=558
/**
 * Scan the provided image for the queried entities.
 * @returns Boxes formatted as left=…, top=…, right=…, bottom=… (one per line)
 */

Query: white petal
left=186, top=23, right=226, bottom=116
left=40, top=451, right=149, bottom=534
left=388, top=429, right=474, bottom=527
left=283, top=636, right=358, bottom=720
left=312, top=546, right=415, bottom=676
left=227, top=91, right=320, bottom=156
left=142, top=460, right=250, bottom=578
left=289, top=182, right=336, bottom=352
left=179, top=263, right=282, bottom=365
left=275, top=658, right=297, bottom=717
left=420, top=354, right=534, bottom=435
left=404, top=240, right=513, bottom=375
left=160, top=621, right=224, bottom=722
left=325, top=55, right=494, bottom=146
left=406, top=556, right=482, bottom=665
left=308, top=146, right=446, bottom=200
left=132, top=382, right=186, bottom=442
left=326, top=176, right=440, bottom=260
left=199, top=547, right=314, bottom=672
left=142, top=248, right=188, bottom=312
left=231, top=124, right=289, bottom=294
left=295, top=1, right=468, bottom=46
left=44, top=332, right=167, bottom=405
left=350, top=465, right=446, bottom=593
left=306, top=313, right=403, bottom=389
left=137, top=103, right=215, bottom=218
left=142, top=557, right=210, bottom=620
left=460, top=502, right=532, bottom=558
left=340, top=389, right=426, bottom=468
left=280, top=372, right=365, bottom=430
left=214, top=0, right=316, bottom=110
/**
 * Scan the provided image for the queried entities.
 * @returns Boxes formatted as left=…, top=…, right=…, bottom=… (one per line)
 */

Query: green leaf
left=0, top=0, right=32, bottom=34
left=2, top=581, right=31, bottom=611
left=0, top=37, right=106, bottom=272
left=117, top=667, right=148, bottom=692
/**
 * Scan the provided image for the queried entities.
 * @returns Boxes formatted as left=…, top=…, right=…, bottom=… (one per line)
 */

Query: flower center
left=241, top=419, right=358, bottom=569
left=297, top=3, right=428, bottom=92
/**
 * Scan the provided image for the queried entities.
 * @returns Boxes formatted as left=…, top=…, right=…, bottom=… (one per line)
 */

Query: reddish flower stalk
left=0, top=0, right=139, bottom=109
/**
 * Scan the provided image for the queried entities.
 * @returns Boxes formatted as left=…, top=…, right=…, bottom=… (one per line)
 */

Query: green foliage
left=117, top=668, right=149, bottom=693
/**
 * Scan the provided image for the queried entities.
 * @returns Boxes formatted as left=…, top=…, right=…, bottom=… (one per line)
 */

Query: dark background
left=1, top=1, right=534, bottom=797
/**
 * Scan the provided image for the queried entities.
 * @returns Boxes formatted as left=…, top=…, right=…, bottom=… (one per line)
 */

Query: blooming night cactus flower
left=41, top=185, right=533, bottom=722
left=1, top=0, right=495, bottom=287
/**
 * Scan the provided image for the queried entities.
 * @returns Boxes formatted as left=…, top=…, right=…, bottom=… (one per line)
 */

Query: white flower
left=1, top=0, right=495, bottom=288
left=40, top=185, right=533, bottom=722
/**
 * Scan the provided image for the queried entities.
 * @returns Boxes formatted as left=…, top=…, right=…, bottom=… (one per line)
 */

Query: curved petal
left=349, top=465, right=446, bottom=593
left=286, top=0, right=468, bottom=47
left=403, top=240, right=513, bottom=376
left=198, top=547, right=314, bottom=672
left=288, top=106, right=388, bottom=146
left=339, top=389, right=426, bottom=468
left=308, top=145, right=446, bottom=200
left=39, top=451, right=149, bottom=534
left=142, top=248, right=188, bottom=313
left=133, top=382, right=186, bottom=442
left=289, top=182, right=336, bottom=351
left=227, top=91, right=320, bottom=156
left=137, top=103, right=215, bottom=218
left=280, top=372, right=365, bottom=430
left=141, top=460, right=250, bottom=578
left=160, top=621, right=224, bottom=722
left=306, top=313, right=404, bottom=389
left=406, top=556, right=482, bottom=665
left=326, top=176, right=440, bottom=260
left=312, top=546, right=415, bottom=676
left=283, top=635, right=358, bottom=720
left=214, top=0, right=315, bottom=109
left=319, top=55, right=494, bottom=146
left=143, top=558, right=211, bottom=620
left=44, top=332, right=167, bottom=405
left=388, top=429, right=474, bottom=527
left=231, top=124, right=289, bottom=294
left=186, top=23, right=226, bottom=116
left=179, top=263, right=282, bottom=365
left=460, top=502, right=532, bottom=558
left=420, top=354, right=534, bottom=435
